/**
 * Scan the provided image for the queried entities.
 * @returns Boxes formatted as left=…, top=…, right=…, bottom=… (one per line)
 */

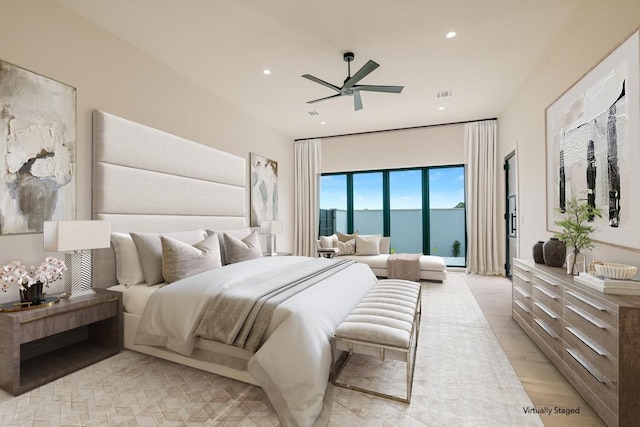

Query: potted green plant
left=554, top=197, right=602, bottom=275
left=451, top=240, right=461, bottom=258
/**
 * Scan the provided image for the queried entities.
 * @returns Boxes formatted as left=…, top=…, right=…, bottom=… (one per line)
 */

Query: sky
left=320, top=167, right=465, bottom=210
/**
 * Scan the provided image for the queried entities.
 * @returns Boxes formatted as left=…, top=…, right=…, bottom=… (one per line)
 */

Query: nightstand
left=0, top=289, right=123, bottom=395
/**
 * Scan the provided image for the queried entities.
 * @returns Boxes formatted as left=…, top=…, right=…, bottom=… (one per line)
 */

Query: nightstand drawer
left=19, top=297, right=119, bottom=344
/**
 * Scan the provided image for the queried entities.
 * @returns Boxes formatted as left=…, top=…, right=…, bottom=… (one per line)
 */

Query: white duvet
left=135, top=256, right=377, bottom=427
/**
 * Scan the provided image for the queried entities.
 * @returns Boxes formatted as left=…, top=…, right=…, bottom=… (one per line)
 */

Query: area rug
left=0, top=273, right=543, bottom=426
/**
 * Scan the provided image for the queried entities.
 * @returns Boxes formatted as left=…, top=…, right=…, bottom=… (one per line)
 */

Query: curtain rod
left=294, top=117, right=497, bottom=141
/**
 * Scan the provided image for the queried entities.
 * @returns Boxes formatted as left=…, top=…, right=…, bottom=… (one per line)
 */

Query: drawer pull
left=534, top=302, right=558, bottom=319
left=566, top=305, right=607, bottom=329
left=534, top=274, right=558, bottom=287
left=566, top=348, right=605, bottom=383
left=565, top=327, right=606, bottom=356
left=513, top=272, right=531, bottom=283
left=514, top=286, right=531, bottom=299
left=534, top=285, right=559, bottom=300
left=534, top=318, right=559, bottom=339
left=566, top=290, right=607, bottom=311
left=514, top=299, right=530, bottom=314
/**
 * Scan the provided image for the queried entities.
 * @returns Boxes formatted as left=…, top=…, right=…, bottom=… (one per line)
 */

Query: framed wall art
left=250, top=152, right=278, bottom=227
left=0, top=60, right=76, bottom=235
left=546, top=30, right=640, bottom=251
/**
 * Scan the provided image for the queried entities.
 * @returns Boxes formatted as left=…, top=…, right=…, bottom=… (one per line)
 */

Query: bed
left=90, top=111, right=378, bottom=427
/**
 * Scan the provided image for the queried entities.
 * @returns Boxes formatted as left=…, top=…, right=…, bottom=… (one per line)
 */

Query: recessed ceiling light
left=320, top=121, right=326, bottom=125
left=446, top=31, right=456, bottom=39
left=438, top=106, right=445, bottom=111
left=263, top=69, right=272, bottom=75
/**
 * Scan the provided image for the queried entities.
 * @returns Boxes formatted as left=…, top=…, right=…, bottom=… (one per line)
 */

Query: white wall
left=0, top=0, right=293, bottom=302
left=499, top=0, right=640, bottom=268
left=321, top=123, right=465, bottom=173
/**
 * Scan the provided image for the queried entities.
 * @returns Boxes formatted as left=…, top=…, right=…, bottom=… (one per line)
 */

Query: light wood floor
left=464, top=273, right=606, bottom=427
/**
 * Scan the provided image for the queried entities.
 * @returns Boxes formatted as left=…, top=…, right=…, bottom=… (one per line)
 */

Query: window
left=319, top=165, right=466, bottom=268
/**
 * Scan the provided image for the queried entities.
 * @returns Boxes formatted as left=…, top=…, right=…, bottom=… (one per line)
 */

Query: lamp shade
left=260, top=220, right=283, bottom=235
left=43, top=220, right=111, bottom=252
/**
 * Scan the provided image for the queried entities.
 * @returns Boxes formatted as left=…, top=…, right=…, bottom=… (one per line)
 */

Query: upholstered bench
left=330, top=279, right=421, bottom=403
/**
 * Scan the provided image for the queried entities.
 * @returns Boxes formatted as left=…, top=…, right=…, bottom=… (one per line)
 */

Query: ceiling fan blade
left=307, top=93, right=342, bottom=104
left=354, top=85, right=404, bottom=93
left=302, top=74, right=341, bottom=92
left=353, top=91, right=363, bottom=111
left=342, top=60, right=379, bottom=91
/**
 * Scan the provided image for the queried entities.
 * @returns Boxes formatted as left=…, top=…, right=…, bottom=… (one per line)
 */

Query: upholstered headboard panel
left=92, top=110, right=247, bottom=287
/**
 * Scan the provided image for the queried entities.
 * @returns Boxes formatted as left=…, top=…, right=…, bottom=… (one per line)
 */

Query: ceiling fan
left=302, top=52, right=404, bottom=111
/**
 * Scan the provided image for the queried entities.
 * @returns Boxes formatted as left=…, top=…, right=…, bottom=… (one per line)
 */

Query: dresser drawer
left=564, top=324, right=617, bottom=384
left=532, top=316, right=563, bottom=357
left=563, top=346, right=617, bottom=416
left=513, top=298, right=532, bottom=326
left=564, top=287, right=617, bottom=326
left=512, top=269, right=533, bottom=295
left=532, top=272, right=562, bottom=295
left=533, top=302, right=563, bottom=336
left=513, top=283, right=532, bottom=307
left=532, top=283, right=562, bottom=315
left=564, top=303, right=617, bottom=358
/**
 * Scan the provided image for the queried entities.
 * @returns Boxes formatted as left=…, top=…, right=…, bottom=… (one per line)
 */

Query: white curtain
left=293, top=138, right=321, bottom=257
left=465, top=120, right=500, bottom=275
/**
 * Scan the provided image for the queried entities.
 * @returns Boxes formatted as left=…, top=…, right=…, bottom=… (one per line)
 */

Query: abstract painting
left=0, top=60, right=76, bottom=235
left=250, top=152, right=278, bottom=227
left=546, top=30, right=639, bottom=250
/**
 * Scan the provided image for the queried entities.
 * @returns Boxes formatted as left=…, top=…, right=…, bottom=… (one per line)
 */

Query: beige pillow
left=356, top=234, right=381, bottom=255
left=333, top=239, right=356, bottom=255
left=131, top=229, right=207, bottom=285
left=223, top=230, right=263, bottom=264
left=337, top=231, right=358, bottom=242
left=206, top=228, right=252, bottom=265
left=161, top=234, right=222, bottom=283
left=110, top=232, right=145, bottom=286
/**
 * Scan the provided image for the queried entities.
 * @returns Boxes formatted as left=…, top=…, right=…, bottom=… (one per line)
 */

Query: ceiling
left=57, top=0, right=580, bottom=140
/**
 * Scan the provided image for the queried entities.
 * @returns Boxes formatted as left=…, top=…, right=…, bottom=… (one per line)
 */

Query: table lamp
left=43, top=220, right=111, bottom=298
left=260, top=220, right=283, bottom=256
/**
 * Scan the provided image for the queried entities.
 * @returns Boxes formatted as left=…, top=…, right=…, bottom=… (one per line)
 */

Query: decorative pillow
left=160, top=234, right=222, bottom=283
left=319, top=234, right=338, bottom=249
left=333, top=239, right=356, bottom=255
left=206, top=228, right=252, bottom=265
left=356, top=234, right=381, bottom=255
left=337, top=231, right=358, bottom=242
left=379, top=236, right=391, bottom=254
left=131, top=229, right=207, bottom=286
left=223, top=230, right=263, bottom=264
left=110, top=232, right=145, bottom=286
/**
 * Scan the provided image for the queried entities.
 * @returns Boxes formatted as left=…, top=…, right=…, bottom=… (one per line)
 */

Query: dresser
left=512, top=259, right=640, bottom=427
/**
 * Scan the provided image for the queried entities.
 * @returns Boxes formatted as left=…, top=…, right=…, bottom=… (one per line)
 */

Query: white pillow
left=223, top=230, right=263, bottom=264
left=160, top=234, right=222, bottom=283
left=110, top=232, right=144, bottom=286
left=319, top=234, right=338, bottom=249
left=356, top=234, right=381, bottom=255
left=131, top=229, right=207, bottom=286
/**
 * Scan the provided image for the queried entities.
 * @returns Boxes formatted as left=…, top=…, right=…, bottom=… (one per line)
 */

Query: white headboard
left=91, top=110, right=247, bottom=287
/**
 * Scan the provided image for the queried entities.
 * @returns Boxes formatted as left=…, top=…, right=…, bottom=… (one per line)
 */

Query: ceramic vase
left=542, top=238, right=566, bottom=267
left=19, top=281, right=44, bottom=305
left=532, top=241, right=545, bottom=264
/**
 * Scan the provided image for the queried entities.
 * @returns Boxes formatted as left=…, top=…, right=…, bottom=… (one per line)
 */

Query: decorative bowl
left=594, top=263, right=638, bottom=280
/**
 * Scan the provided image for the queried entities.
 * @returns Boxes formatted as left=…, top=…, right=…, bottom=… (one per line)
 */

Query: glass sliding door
left=319, top=174, right=347, bottom=235
left=353, top=172, right=383, bottom=235
left=428, top=166, right=466, bottom=266
left=389, top=169, right=423, bottom=253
